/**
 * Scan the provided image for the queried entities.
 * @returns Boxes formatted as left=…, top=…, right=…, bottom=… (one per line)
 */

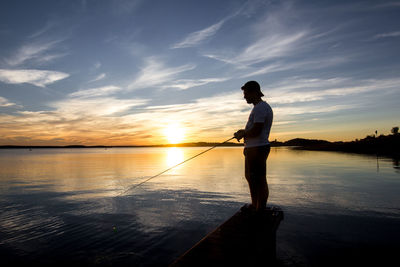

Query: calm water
left=0, top=147, right=399, bottom=266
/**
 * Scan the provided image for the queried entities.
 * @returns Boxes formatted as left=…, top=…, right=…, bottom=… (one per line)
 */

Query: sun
left=164, top=123, right=185, bottom=144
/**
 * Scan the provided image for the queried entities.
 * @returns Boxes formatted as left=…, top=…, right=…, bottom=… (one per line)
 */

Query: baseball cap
left=241, top=81, right=264, bottom=96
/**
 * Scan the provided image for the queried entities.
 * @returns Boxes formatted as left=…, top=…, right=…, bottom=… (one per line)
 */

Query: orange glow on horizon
left=1, top=124, right=396, bottom=146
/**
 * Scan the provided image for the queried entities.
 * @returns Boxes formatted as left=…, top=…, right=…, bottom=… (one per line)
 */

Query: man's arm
left=234, top=122, right=263, bottom=141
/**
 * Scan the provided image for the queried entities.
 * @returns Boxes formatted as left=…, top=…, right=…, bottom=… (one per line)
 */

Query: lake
left=0, top=147, right=399, bottom=266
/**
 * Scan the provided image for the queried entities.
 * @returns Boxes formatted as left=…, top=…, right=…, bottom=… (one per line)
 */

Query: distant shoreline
left=0, top=142, right=244, bottom=149
left=1, top=134, right=399, bottom=158
left=281, top=135, right=400, bottom=159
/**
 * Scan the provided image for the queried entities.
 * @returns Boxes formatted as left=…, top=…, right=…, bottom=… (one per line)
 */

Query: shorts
left=244, top=145, right=271, bottom=180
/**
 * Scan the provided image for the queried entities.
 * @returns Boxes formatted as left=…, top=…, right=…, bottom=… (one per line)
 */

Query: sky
left=0, top=0, right=400, bottom=146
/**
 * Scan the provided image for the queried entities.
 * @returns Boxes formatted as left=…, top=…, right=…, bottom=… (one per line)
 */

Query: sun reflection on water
left=166, top=147, right=184, bottom=168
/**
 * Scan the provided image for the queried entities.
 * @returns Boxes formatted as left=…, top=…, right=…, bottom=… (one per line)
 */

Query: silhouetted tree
left=392, top=127, right=399, bottom=135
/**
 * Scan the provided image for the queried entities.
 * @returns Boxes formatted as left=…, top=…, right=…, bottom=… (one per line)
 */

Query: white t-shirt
left=244, top=101, right=273, bottom=148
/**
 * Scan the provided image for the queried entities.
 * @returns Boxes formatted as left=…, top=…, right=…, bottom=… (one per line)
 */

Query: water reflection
left=166, top=147, right=184, bottom=168
left=1, top=147, right=400, bottom=266
left=1, top=147, right=399, bottom=208
left=393, top=158, right=400, bottom=169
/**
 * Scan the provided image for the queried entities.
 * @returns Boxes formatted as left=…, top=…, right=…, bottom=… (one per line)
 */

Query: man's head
left=241, top=81, right=264, bottom=104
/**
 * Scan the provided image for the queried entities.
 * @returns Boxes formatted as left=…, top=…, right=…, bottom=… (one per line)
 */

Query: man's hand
left=234, top=129, right=246, bottom=142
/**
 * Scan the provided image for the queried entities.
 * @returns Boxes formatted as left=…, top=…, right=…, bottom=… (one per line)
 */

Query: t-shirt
left=244, top=101, right=273, bottom=148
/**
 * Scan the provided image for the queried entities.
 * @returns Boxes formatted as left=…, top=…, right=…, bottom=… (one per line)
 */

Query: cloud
left=0, top=96, right=19, bottom=107
left=150, top=90, right=348, bottom=122
left=266, top=77, right=400, bottom=105
left=274, top=104, right=353, bottom=116
left=69, top=85, right=121, bottom=98
left=0, top=91, right=246, bottom=145
left=28, top=20, right=58, bottom=39
left=239, top=57, right=346, bottom=78
left=205, top=30, right=308, bottom=67
left=88, top=73, right=106, bottom=83
left=134, top=86, right=360, bottom=143
left=240, top=57, right=348, bottom=78
left=160, top=77, right=229, bottom=90
left=374, top=31, right=400, bottom=39
left=0, top=110, right=147, bottom=146
left=170, top=1, right=252, bottom=49
left=171, top=19, right=225, bottom=49
left=128, top=57, right=227, bottom=91
left=202, top=3, right=310, bottom=68
left=50, top=97, right=148, bottom=116
left=0, top=93, right=150, bottom=145
left=0, top=69, right=69, bottom=87
left=6, top=39, right=66, bottom=66
left=261, top=76, right=400, bottom=137
left=2, top=77, right=397, bottom=145
left=238, top=31, right=307, bottom=65
left=133, top=91, right=250, bottom=141
left=128, top=57, right=195, bottom=89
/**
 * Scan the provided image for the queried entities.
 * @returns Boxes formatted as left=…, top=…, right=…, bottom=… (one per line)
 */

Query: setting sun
left=164, top=124, right=185, bottom=144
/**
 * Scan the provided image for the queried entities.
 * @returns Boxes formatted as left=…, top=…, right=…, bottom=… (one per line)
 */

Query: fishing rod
left=119, top=136, right=236, bottom=195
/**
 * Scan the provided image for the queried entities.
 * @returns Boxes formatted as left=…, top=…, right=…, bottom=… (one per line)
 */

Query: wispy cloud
left=6, top=39, right=66, bottom=67
left=0, top=69, right=69, bottom=87
left=88, top=73, right=106, bottom=83
left=128, top=57, right=195, bottom=89
left=28, top=20, right=58, bottom=39
left=50, top=97, right=148, bottom=116
left=240, top=56, right=348, bottom=78
left=374, top=31, right=400, bottom=39
left=171, top=19, right=225, bottom=49
left=161, top=77, right=229, bottom=90
left=238, top=31, right=307, bottom=65
left=274, top=104, right=353, bottom=116
left=205, top=29, right=308, bottom=66
left=69, top=85, right=120, bottom=98
left=170, top=0, right=251, bottom=49
left=203, top=3, right=310, bottom=68
left=267, top=77, right=400, bottom=104
left=0, top=96, right=19, bottom=107
left=128, top=57, right=229, bottom=91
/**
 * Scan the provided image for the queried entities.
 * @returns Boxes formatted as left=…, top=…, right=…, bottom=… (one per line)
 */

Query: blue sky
left=0, top=0, right=399, bottom=145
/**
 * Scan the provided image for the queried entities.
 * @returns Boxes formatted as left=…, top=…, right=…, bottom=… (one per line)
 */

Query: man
left=234, top=81, right=273, bottom=212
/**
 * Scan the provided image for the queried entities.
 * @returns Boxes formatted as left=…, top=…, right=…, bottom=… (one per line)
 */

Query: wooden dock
left=170, top=205, right=284, bottom=266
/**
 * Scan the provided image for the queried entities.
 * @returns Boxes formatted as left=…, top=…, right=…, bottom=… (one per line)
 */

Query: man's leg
left=253, top=145, right=270, bottom=211
left=245, top=149, right=257, bottom=208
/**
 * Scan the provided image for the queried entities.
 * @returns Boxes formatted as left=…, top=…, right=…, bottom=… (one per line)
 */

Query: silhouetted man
left=234, top=81, right=273, bottom=212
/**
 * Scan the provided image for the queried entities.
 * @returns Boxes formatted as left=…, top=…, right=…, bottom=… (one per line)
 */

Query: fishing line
left=119, top=136, right=236, bottom=195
